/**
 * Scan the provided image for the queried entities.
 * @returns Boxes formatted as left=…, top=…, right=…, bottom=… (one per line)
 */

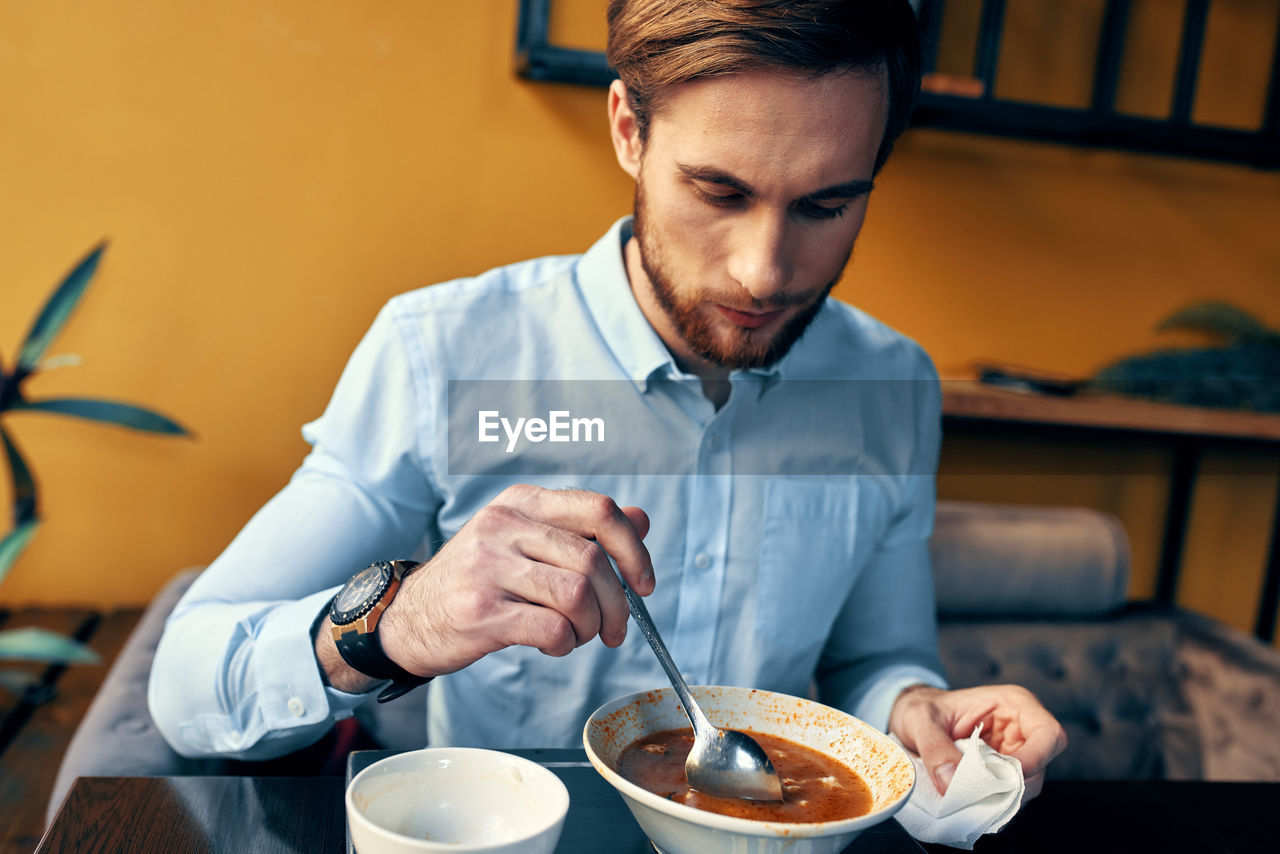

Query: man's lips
left=714, top=304, right=785, bottom=329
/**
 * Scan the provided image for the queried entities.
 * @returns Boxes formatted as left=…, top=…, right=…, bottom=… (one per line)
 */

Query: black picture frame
left=516, top=0, right=614, bottom=87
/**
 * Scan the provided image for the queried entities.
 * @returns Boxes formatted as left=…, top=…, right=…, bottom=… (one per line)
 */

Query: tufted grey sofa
left=45, top=501, right=1280, bottom=824
left=929, top=502, right=1280, bottom=781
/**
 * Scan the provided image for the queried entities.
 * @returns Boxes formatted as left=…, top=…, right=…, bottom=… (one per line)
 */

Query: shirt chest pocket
left=755, top=479, right=863, bottom=653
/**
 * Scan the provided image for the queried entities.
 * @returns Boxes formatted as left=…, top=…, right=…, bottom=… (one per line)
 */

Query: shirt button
left=287, top=697, right=306, bottom=717
left=705, top=433, right=721, bottom=452
left=694, top=553, right=711, bottom=571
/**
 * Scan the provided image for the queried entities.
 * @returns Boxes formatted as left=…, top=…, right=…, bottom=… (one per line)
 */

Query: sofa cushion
left=931, top=501, right=1130, bottom=617
left=1175, top=609, right=1280, bottom=780
left=938, top=608, right=1201, bottom=780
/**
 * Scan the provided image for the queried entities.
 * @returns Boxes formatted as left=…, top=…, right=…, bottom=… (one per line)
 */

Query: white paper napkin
left=894, top=723, right=1024, bottom=850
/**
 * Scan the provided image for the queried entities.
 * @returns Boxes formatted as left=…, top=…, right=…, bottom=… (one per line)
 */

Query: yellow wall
left=2, top=3, right=1278, bottom=646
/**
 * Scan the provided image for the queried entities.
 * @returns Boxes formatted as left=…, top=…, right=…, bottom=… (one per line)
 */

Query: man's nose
left=726, top=210, right=793, bottom=302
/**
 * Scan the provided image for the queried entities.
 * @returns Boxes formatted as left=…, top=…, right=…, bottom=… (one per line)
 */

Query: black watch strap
left=331, top=611, right=432, bottom=703
left=331, top=623, right=430, bottom=702
left=331, top=621, right=415, bottom=680
left=376, top=678, right=428, bottom=704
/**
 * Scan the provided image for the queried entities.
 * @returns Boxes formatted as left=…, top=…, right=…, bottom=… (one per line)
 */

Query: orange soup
left=616, top=728, right=874, bottom=823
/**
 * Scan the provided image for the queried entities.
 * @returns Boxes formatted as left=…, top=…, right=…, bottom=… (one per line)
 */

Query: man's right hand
left=321, top=485, right=653, bottom=691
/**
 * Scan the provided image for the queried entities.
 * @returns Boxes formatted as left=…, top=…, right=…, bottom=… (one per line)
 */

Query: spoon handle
left=617, top=574, right=714, bottom=738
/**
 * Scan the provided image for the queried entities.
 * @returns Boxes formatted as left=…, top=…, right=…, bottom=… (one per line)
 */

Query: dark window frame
left=514, top=0, right=1280, bottom=168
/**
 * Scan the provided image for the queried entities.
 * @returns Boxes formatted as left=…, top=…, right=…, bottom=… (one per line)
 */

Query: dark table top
left=37, top=749, right=1280, bottom=854
left=343, top=748, right=923, bottom=854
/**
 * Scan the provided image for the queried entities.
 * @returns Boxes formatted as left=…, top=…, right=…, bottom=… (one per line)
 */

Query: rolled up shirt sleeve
left=149, top=301, right=440, bottom=760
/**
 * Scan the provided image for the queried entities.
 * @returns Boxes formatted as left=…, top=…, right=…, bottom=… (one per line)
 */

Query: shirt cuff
left=852, top=665, right=949, bottom=735
left=252, top=587, right=379, bottom=730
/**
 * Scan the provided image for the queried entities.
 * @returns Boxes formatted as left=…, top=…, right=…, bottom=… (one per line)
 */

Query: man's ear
left=608, top=79, right=642, bottom=179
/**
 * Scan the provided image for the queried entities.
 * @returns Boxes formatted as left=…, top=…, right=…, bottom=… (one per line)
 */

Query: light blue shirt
left=149, top=217, right=947, bottom=760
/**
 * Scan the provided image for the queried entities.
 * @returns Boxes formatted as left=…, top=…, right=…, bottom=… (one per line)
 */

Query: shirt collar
left=575, top=216, right=792, bottom=391
left=575, top=217, right=677, bottom=390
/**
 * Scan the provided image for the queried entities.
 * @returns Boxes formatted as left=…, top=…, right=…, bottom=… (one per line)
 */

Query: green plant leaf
left=0, top=669, right=38, bottom=696
left=16, top=242, right=106, bottom=374
left=0, top=627, right=99, bottom=663
left=0, top=519, right=39, bottom=587
left=36, top=354, right=84, bottom=372
left=1155, top=301, right=1274, bottom=344
left=0, top=423, right=39, bottom=525
left=14, top=397, right=191, bottom=436
left=0, top=359, right=16, bottom=413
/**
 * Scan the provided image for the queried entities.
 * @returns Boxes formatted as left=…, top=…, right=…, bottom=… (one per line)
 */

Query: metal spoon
left=617, top=574, right=784, bottom=802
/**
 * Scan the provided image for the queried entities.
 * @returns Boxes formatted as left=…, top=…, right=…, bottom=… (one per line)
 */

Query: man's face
left=610, top=69, right=889, bottom=372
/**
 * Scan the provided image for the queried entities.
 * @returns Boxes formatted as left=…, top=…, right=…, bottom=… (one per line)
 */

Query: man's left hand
left=888, top=684, right=1067, bottom=803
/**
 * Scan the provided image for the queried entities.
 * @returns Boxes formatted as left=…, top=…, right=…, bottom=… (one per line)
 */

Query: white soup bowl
left=584, top=685, right=915, bottom=854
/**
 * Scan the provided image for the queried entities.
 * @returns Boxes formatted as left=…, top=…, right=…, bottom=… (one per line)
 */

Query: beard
left=632, top=180, right=847, bottom=370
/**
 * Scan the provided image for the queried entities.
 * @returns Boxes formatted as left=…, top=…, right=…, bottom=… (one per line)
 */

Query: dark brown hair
left=606, top=0, right=922, bottom=174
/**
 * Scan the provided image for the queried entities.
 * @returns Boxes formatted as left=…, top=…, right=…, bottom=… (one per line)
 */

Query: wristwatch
left=329, top=559, right=431, bottom=703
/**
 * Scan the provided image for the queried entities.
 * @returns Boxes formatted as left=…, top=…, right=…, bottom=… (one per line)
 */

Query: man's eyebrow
left=677, top=163, right=754, bottom=195
left=676, top=163, right=873, bottom=201
left=805, top=179, right=875, bottom=201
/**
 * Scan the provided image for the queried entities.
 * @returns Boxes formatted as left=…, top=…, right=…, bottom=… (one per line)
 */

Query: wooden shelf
left=942, top=382, right=1280, bottom=444
left=940, top=381, right=1280, bottom=641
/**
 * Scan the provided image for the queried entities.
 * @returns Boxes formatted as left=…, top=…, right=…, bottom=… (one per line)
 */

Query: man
left=150, top=0, right=1065, bottom=803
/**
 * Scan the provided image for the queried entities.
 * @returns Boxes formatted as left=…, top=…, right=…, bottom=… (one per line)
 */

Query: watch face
left=332, top=562, right=391, bottom=624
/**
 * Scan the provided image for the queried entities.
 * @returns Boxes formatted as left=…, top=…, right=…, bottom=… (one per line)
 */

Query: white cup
left=346, top=747, right=569, bottom=854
